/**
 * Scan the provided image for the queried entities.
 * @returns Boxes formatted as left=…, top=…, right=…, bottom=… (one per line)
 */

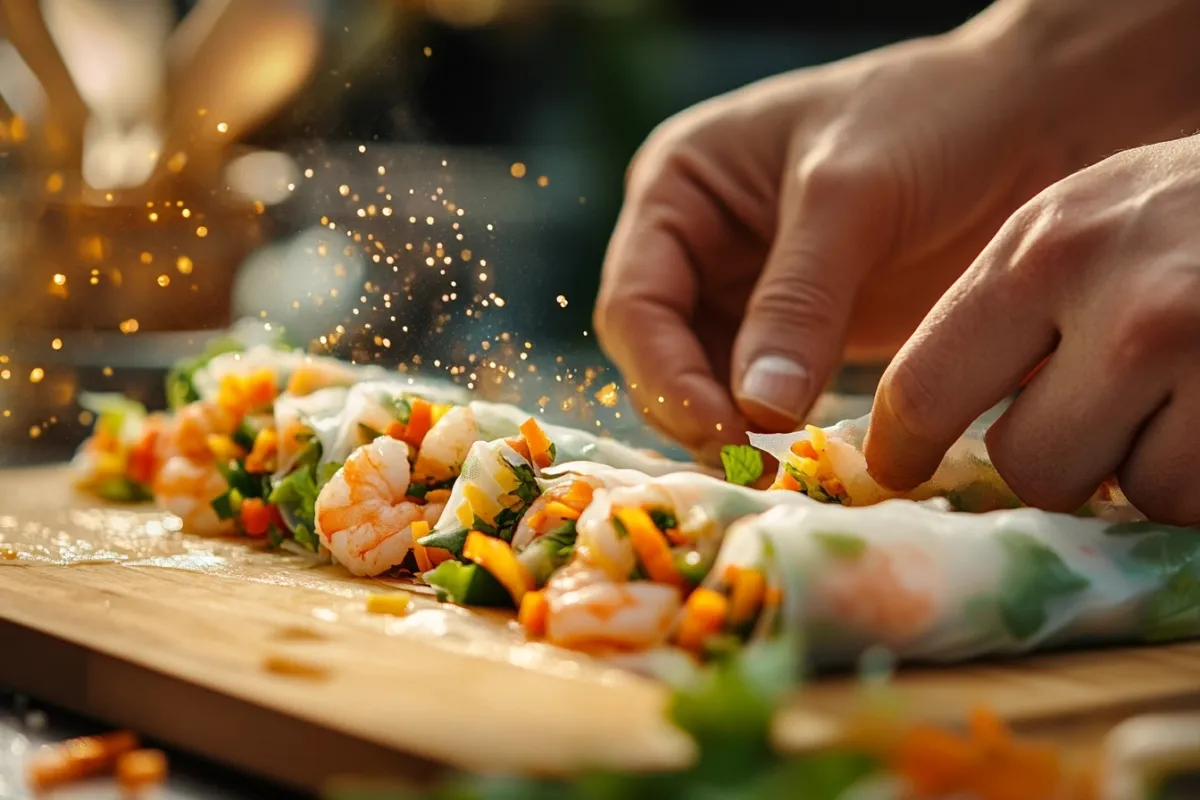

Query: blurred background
left=0, top=0, right=991, bottom=464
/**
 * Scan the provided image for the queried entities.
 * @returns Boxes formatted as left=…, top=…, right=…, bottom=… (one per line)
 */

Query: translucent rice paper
left=191, top=346, right=382, bottom=400
left=750, top=413, right=1139, bottom=519
left=469, top=401, right=707, bottom=478
left=709, top=501, right=1197, bottom=669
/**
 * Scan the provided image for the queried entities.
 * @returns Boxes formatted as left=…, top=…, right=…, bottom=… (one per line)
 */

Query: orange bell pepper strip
left=240, top=498, right=274, bottom=537
left=674, top=588, right=728, bottom=653
left=410, top=520, right=433, bottom=573
left=518, top=590, right=550, bottom=637
left=519, top=417, right=555, bottom=468
left=126, top=428, right=159, bottom=485
left=613, top=507, right=686, bottom=590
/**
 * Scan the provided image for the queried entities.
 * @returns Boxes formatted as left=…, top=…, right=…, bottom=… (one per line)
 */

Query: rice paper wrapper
left=750, top=413, right=1139, bottom=519
left=710, top=501, right=1200, bottom=669
left=469, top=401, right=707, bottom=478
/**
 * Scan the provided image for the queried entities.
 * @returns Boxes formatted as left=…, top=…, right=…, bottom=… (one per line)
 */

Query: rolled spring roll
left=696, top=501, right=1199, bottom=668
left=751, top=415, right=1137, bottom=518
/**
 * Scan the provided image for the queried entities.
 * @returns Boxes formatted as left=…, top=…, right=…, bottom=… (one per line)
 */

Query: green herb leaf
left=383, top=396, right=412, bottom=424
left=996, top=530, right=1090, bottom=641
left=292, top=523, right=320, bottom=552
left=266, top=524, right=285, bottom=549
left=649, top=509, right=678, bottom=531
left=95, top=476, right=153, bottom=503
left=164, top=337, right=244, bottom=410
left=1107, top=520, right=1198, bottom=537
left=423, top=561, right=512, bottom=607
left=1143, top=569, right=1200, bottom=643
left=721, top=445, right=764, bottom=487
left=406, top=483, right=429, bottom=501
left=210, top=489, right=241, bottom=520
left=1128, top=531, right=1200, bottom=578
left=813, top=531, right=867, bottom=560
left=417, top=527, right=470, bottom=559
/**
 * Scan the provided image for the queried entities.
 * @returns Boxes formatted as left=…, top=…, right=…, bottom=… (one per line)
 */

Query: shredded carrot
left=560, top=480, right=594, bottom=511
left=240, top=498, right=273, bottom=537
left=126, top=429, right=158, bottom=485
left=542, top=500, right=581, bottom=521
left=728, top=567, right=766, bottom=626
left=969, top=705, right=1011, bottom=753
left=385, top=420, right=407, bottom=441
left=425, top=489, right=452, bottom=504
left=790, top=439, right=819, bottom=460
left=116, top=749, right=167, bottom=794
left=770, top=471, right=801, bottom=492
left=505, top=436, right=533, bottom=462
left=674, top=588, right=728, bottom=653
left=613, top=507, right=686, bottom=589
left=244, top=428, right=279, bottom=474
left=518, top=590, right=550, bottom=637
left=892, top=725, right=982, bottom=797
left=411, top=520, right=433, bottom=573
left=525, top=510, right=548, bottom=534
left=244, top=368, right=278, bottom=412
left=26, top=731, right=139, bottom=792
left=463, top=531, right=533, bottom=605
left=519, top=417, right=555, bottom=468
left=403, top=398, right=434, bottom=447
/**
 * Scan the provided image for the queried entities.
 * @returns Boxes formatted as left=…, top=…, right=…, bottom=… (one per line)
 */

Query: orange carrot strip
left=892, top=725, right=981, bottom=797
left=674, top=588, right=728, bottom=653
left=505, top=436, right=533, bottom=462
left=729, top=568, right=766, bottom=626
left=518, top=590, right=549, bottom=637
left=425, top=489, right=452, bottom=504
left=26, top=731, right=139, bottom=792
left=790, top=440, right=818, bottom=460
left=116, top=749, right=168, bottom=793
left=386, top=420, right=408, bottom=441
left=770, top=472, right=801, bottom=492
left=560, top=480, right=594, bottom=511
left=403, top=399, right=434, bottom=447
left=463, top=531, right=533, bottom=605
left=126, top=429, right=159, bottom=485
left=613, top=507, right=686, bottom=589
left=525, top=510, right=549, bottom=534
left=968, top=705, right=1012, bottom=753
left=411, top=520, right=433, bottom=573
left=519, top=417, right=554, bottom=468
left=542, top=501, right=581, bottom=521
left=240, top=498, right=273, bottom=537
left=244, top=428, right=279, bottom=474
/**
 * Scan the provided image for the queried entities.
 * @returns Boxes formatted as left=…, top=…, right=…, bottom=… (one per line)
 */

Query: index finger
left=863, top=221, right=1059, bottom=490
left=594, top=165, right=747, bottom=461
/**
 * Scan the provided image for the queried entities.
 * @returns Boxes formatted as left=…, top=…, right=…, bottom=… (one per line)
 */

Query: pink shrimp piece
left=814, top=542, right=940, bottom=644
left=153, top=456, right=233, bottom=536
left=314, top=436, right=429, bottom=577
left=542, top=562, right=682, bottom=654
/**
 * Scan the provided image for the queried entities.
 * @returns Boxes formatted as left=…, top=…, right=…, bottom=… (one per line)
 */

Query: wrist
left=957, top=0, right=1200, bottom=172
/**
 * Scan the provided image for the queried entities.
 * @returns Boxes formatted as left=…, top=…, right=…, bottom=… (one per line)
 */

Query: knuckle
left=880, top=355, right=945, bottom=445
left=1108, top=270, right=1200, bottom=366
left=794, top=152, right=890, bottom=207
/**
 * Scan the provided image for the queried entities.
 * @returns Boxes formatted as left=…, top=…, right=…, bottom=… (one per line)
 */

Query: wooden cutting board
left=3, top=466, right=1200, bottom=794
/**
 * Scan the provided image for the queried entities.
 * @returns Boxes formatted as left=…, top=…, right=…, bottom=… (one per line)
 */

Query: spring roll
left=694, top=501, right=1199, bottom=668
left=751, top=415, right=1138, bottom=518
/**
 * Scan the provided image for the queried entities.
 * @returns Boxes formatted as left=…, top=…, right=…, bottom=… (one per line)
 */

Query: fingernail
left=737, top=355, right=810, bottom=427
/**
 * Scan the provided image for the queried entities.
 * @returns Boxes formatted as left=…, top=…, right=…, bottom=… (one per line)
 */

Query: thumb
left=732, top=164, right=884, bottom=431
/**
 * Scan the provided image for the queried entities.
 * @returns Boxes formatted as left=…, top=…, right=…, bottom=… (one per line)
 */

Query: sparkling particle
left=51, top=338, right=62, bottom=350
left=119, top=318, right=140, bottom=334
left=139, top=252, right=153, bottom=264
left=537, top=175, right=549, bottom=187
left=715, top=423, right=724, bottom=432
left=510, top=162, right=527, bottom=179
left=377, top=166, right=386, bottom=176
left=0, top=370, right=8, bottom=380
left=339, top=184, right=350, bottom=196
left=176, top=256, right=194, bottom=274
left=595, top=382, right=619, bottom=408
left=556, top=295, right=569, bottom=308
left=305, top=168, right=314, bottom=178
left=29, top=368, right=44, bottom=383
left=182, top=208, right=192, bottom=218
left=102, top=367, right=113, bottom=377
left=45, top=172, right=64, bottom=193
left=196, top=226, right=208, bottom=238
left=148, top=212, right=159, bottom=222
left=425, top=216, right=434, bottom=225
left=359, top=145, right=367, bottom=153
left=29, top=426, right=41, bottom=439
left=157, top=274, right=170, bottom=287
left=52, top=273, right=66, bottom=286
left=216, top=122, right=229, bottom=133
left=423, top=46, right=433, bottom=57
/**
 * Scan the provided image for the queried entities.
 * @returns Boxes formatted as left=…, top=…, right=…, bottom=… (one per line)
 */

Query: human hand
left=593, top=20, right=1067, bottom=462
left=866, top=135, right=1200, bottom=525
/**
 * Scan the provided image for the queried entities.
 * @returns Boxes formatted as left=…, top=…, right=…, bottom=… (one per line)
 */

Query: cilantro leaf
left=996, top=530, right=1090, bottom=641
left=1143, top=569, right=1200, bottom=643
left=721, top=445, right=764, bottom=487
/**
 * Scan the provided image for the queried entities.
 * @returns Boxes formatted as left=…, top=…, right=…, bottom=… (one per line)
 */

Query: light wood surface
left=2, top=466, right=1200, bottom=792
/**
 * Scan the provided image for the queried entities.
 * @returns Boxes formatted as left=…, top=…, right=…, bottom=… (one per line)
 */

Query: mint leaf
left=813, top=531, right=866, bottom=560
left=1143, top=569, right=1200, bottom=643
left=996, top=530, right=1090, bottom=641
left=721, top=445, right=764, bottom=487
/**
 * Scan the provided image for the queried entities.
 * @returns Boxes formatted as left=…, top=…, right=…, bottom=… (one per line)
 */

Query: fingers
left=983, top=333, right=1172, bottom=514
left=1119, top=384, right=1200, bottom=526
left=731, top=155, right=892, bottom=432
left=595, top=153, right=747, bottom=459
left=864, top=217, right=1060, bottom=490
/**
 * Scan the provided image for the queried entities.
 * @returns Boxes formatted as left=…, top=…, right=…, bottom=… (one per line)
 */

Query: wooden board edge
left=0, top=618, right=446, bottom=795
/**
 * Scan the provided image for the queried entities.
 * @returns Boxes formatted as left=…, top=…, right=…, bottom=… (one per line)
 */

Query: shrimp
left=153, top=455, right=233, bottom=536
left=543, top=561, right=682, bottom=653
left=411, top=405, right=479, bottom=483
left=156, top=401, right=236, bottom=464
left=814, top=541, right=941, bottom=644
left=511, top=477, right=598, bottom=552
left=315, top=435, right=430, bottom=577
left=574, top=484, right=678, bottom=582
